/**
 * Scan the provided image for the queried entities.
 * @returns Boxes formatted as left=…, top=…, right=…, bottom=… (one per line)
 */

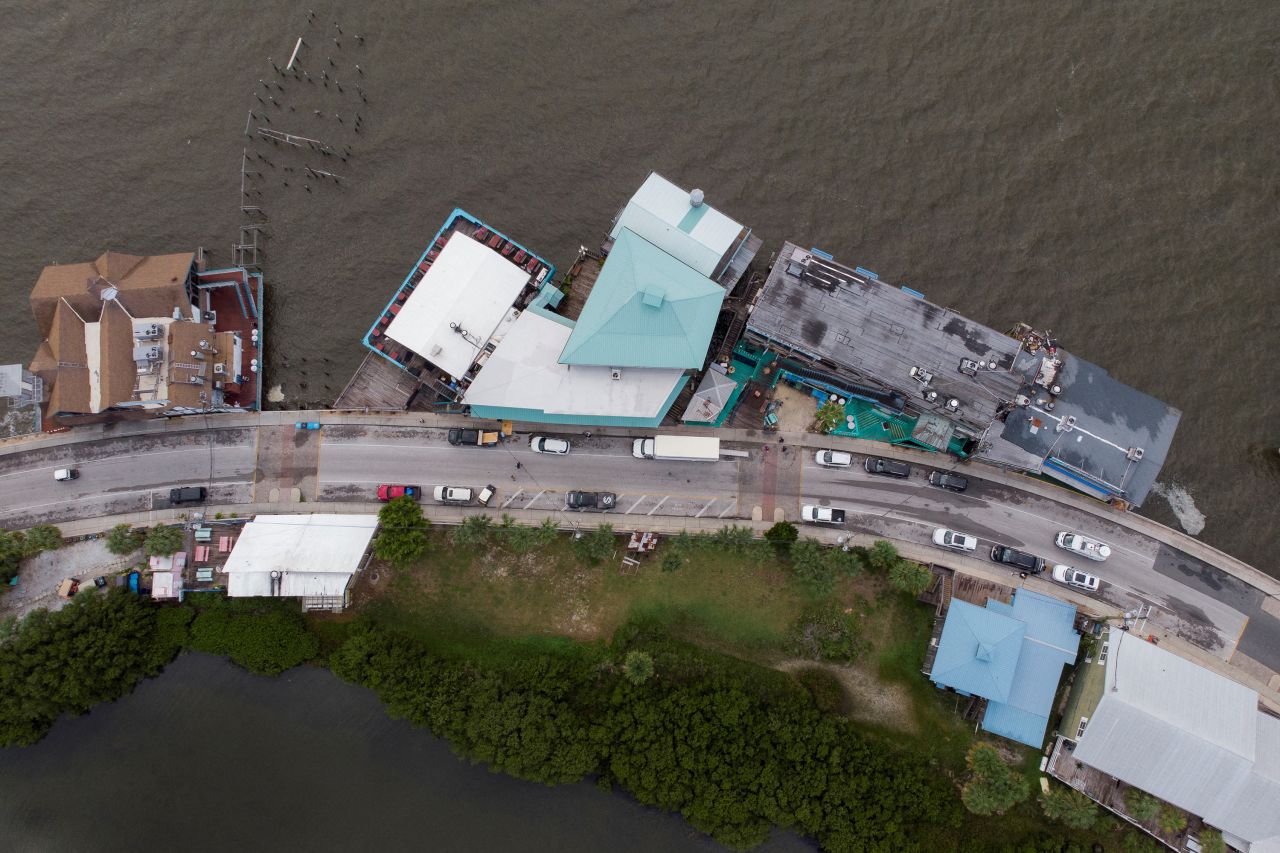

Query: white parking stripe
left=646, top=496, right=668, bottom=516
left=718, top=500, right=737, bottom=519
left=500, top=489, right=523, bottom=509
left=625, top=495, right=648, bottom=514
left=527, top=489, right=547, bottom=507
left=695, top=499, right=715, bottom=518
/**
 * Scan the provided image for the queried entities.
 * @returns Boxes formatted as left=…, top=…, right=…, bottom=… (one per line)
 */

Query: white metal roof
left=1073, top=632, right=1280, bottom=850
left=462, top=310, right=685, bottom=419
left=610, top=172, right=744, bottom=277
left=224, top=514, right=377, bottom=599
left=384, top=233, right=529, bottom=379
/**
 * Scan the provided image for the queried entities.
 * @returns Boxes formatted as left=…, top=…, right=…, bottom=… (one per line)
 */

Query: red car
left=377, top=484, right=421, bottom=502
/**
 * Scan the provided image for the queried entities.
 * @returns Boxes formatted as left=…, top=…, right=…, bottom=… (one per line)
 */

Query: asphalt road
left=1, top=422, right=1275, bottom=672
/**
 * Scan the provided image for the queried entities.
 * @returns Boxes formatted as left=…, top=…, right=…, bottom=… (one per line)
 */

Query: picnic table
left=626, top=531, right=659, bottom=553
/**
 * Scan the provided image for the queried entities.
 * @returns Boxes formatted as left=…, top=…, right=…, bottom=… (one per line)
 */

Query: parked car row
left=814, top=450, right=970, bottom=493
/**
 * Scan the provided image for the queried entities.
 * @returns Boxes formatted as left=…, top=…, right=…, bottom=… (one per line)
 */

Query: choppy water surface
left=0, top=1, right=1275, bottom=566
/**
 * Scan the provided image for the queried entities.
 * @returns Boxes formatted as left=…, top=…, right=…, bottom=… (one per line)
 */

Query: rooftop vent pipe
left=689, top=189, right=705, bottom=207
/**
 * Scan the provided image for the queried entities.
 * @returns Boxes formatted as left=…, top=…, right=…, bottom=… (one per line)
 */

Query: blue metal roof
left=931, top=589, right=1079, bottom=748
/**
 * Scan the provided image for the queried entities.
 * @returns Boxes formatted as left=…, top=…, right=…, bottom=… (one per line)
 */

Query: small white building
left=223, top=514, right=378, bottom=611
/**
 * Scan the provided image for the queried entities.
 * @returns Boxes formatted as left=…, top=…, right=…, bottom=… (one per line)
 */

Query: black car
left=447, top=428, right=474, bottom=446
left=928, top=471, right=969, bottom=493
left=864, top=457, right=911, bottom=478
left=169, top=486, right=207, bottom=504
left=566, top=491, right=617, bottom=511
left=990, top=544, right=1045, bottom=574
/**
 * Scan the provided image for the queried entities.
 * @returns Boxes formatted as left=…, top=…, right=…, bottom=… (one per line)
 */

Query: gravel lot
left=1, top=538, right=140, bottom=621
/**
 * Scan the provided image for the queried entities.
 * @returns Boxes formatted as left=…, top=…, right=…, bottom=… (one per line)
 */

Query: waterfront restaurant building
left=357, top=173, right=759, bottom=426
left=223, top=514, right=377, bottom=612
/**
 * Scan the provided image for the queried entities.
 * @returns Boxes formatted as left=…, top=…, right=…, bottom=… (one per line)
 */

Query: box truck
left=631, top=435, right=720, bottom=462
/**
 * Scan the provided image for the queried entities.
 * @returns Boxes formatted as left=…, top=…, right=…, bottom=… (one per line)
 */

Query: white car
left=814, top=449, right=853, bottom=468
left=1051, top=564, right=1101, bottom=593
left=932, top=528, right=977, bottom=552
left=433, top=485, right=473, bottom=504
left=530, top=436, right=571, bottom=454
left=1055, top=532, right=1112, bottom=562
left=800, top=505, right=846, bottom=525
left=54, top=468, right=78, bottom=481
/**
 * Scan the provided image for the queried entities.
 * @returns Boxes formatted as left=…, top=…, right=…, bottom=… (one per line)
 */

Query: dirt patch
left=776, top=658, right=919, bottom=733
left=771, top=382, right=819, bottom=434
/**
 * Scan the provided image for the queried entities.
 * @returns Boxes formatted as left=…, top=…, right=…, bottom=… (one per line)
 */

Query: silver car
left=530, top=436, right=571, bottom=454
left=813, top=449, right=853, bottom=468
left=932, top=528, right=977, bottom=552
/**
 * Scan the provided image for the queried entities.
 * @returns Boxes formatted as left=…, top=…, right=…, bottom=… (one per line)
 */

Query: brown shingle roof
left=166, top=320, right=214, bottom=408
left=98, top=299, right=139, bottom=409
left=30, top=250, right=194, bottom=338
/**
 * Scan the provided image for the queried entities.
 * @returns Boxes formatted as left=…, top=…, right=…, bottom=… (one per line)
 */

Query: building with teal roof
left=464, top=175, right=754, bottom=427
left=929, top=588, right=1080, bottom=748
left=559, top=229, right=726, bottom=369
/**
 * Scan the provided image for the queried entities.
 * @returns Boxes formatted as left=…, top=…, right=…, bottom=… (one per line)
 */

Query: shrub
left=961, top=742, right=1030, bottom=815
left=496, top=515, right=557, bottom=554
left=374, top=497, right=430, bottom=565
left=788, top=601, right=865, bottom=662
left=711, top=524, right=756, bottom=553
left=1158, top=804, right=1188, bottom=835
left=21, top=525, right=63, bottom=557
left=660, top=551, right=683, bottom=573
left=764, top=520, right=798, bottom=553
left=105, top=523, right=145, bottom=556
left=622, top=650, right=655, bottom=685
left=572, top=524, right=615, bottom=565
left=453, top=514, right=493, bottom=547
left=866, top=540, right=900, bottom=574
left=814, top=400, right=844, bottom=433
left=1199, top=827, right=1226, bottom=853
left=1040, top=784, right=1098, bottom=830
left=143, top=525, right=184, bottom=557
left=1125, top=788, right=1161, bottom=822
left=795, top=666, right=850, bottom=715
left=887, top=560, right=932, bottom=596
left=0, top=530, right=25, bottom=582
left=790, top=538, right=837, bottom=596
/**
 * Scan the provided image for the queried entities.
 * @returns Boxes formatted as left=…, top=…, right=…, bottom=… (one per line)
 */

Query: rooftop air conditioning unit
left=1126, top=447, right=1145, bottom=461
left=429, top=344, right=443, bottom=358
left=925, top=390, right=939, bottom=402
left=1015, top=394, right=1031, bottom=406
left=146, top=346, right=161, bottom=361
left=199, top=340, right=209, bottom=349
left=189, top=375, right=203, bottom=385
left=610, top=368, right=622, bottom=381
left=206, top=310, right=217, bottom=325
left=945, top=398, right=960, bottom=411
left=213, top=363, right=226, bottom=375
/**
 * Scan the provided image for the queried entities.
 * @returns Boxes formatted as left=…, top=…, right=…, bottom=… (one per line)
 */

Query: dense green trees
left=764, top=520, right=798, bottom=553
left=144, top=525, right=184, bottom=557
left=0, top=525, right=65, bottom=583
left=374, top=497, right=431, bottom=565
left=1039, top=784, right=1098, bottom=830
left=105, top=523, right=145, bottom=555
left=0, top=590, right=182, bottom=746
left=622, top=650, right=654, bottom=684
left=330, top=623, right=962, bottom=850
left=187, top=596, right=318, bottom=675
left=961, top=743, right=1030, bottom=815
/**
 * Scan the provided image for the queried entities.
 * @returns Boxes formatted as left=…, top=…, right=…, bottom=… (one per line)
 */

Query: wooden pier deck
left=333, top=351, right=421, bottom=411
left=557, top=254, right=602, bottom=322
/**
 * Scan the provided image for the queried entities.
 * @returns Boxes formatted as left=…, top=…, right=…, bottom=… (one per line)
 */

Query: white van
left=54, top=468, right=78, bottom=482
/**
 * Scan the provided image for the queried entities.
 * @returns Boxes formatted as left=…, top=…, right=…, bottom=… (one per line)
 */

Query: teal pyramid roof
left=558, top=229, right=725, bottom=369
left=929, top=600, right=1025, bottom=703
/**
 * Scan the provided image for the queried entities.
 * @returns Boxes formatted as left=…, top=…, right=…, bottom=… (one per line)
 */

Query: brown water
left=1, top=1, right=1276, bottom=567
left=0, top=653, right=813, bottom=852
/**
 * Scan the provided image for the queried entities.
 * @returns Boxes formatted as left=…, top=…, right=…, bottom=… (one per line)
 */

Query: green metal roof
left=559, top=229, right=725, bottom=369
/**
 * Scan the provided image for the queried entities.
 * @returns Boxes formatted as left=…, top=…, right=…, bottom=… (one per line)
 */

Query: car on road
left=433, top=485, right=473, bottom=504
left=530, top=436, right=571, bottom=454
left=169, top=486, right=207, bottom=504
left=447, top=428, right=499, bottom=447
left=1055, top=531, right=1112, bottom=562
left=814, top=449, right=853, bottom=468
left=801, top=505, right=846, bottom=525
left=566, top=491, right=616, bottom=511
left=54, top=468, right=78, bottom=481
left=932, top=528, right=978, bottom=552
left=377, top=484, right=420, bottom=501
left=927, top=471, right=969, bottom=493
left=990, top=544, right=1045, bottom=573
left=1051, top=564, right=1101, bottom=592
left=864, top=457, right=911, bottom=478
left=477, top=484, right=496, bottom=506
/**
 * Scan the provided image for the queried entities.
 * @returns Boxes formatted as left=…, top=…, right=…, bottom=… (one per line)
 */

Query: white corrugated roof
left=224, top=514, right=377, bottom=599
left=462, top=310, right=686, bottom=419
left=1073, top=632, right=1280, bottom=850
left=384, top=233, right=529, bottom=379
left=610, top=172, right=743, bottom=277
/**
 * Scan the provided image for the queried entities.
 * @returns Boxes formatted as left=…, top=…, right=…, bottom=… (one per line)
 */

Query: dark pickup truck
left=169, top=486, right=207, bottom=504
left=865, top=457, right=911, bottom=478
left=566, top=491, right=616, bottom=511
left=447, top=428, right=499, bottom=447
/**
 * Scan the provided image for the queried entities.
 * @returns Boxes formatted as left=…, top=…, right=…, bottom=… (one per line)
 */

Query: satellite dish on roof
left=689, top=189, right=705, bottom=207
